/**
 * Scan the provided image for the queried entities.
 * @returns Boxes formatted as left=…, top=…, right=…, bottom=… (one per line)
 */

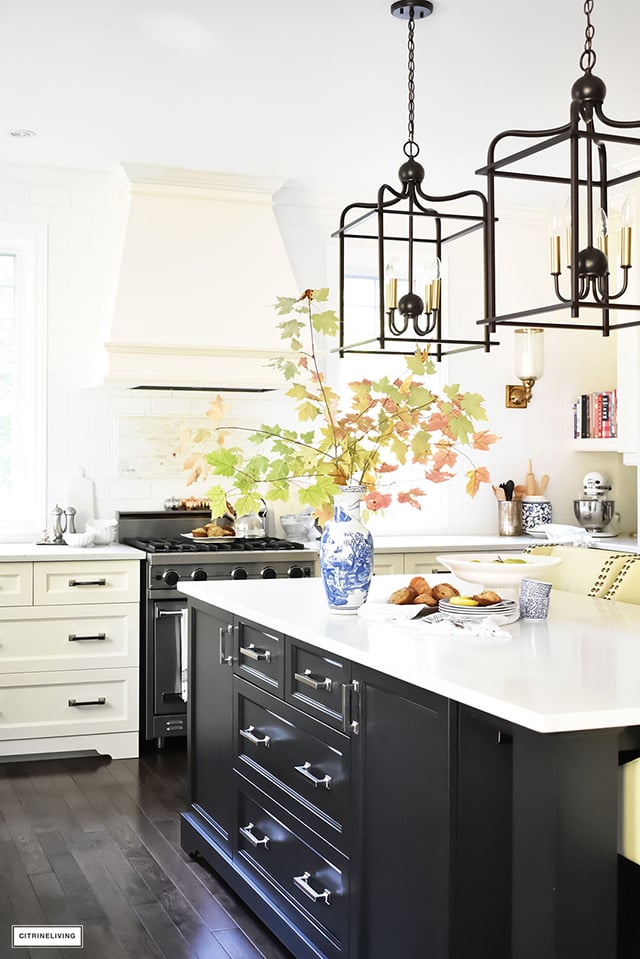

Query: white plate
left=525, top=529, right=549, bottom=538
left=181, top=531, right=239, bottom=541
left=438, top=608, right=520, bottom=626
left=438, top=599, right=515, bottom=615
left=435, top=552, right=561, bottom=588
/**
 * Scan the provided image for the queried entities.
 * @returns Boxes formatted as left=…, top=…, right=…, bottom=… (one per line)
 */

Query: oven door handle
left=157, top=609, right=184, bottom=618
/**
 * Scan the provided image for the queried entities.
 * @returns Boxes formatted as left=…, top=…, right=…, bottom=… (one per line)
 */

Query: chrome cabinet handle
left=68, top=633, right=106, bottom=642
left=239, top=822, right=270, bottom=849
left=218, top=624, right=234, bottom=666
left=239, top=724, right=271, bottom=748
left=68, top=579, right=106, bottom=587
left=240, top=643, right=271, bottom=662
left=294, top=761, right=332, bottom=790
left=68, top=697, right=106, bottom=707
left=294, top=669, right=332, bottom=692
left=157, top=609, right=184, bottom=618
left=341, top=680, right=360, bottom=734
left=293, top=872, right=331, bottom=905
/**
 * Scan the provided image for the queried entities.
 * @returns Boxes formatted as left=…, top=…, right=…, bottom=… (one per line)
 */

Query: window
left=332, top=273, right=449, bottom=535
left=0, top=225, right=47, bottom=541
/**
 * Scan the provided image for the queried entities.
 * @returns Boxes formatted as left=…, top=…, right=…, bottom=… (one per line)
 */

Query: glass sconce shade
left=514, top=328, right=544, bottom=380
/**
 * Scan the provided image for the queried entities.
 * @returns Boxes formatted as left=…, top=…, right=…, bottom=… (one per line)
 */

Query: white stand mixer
left=573, top=471, right=617, bottom=537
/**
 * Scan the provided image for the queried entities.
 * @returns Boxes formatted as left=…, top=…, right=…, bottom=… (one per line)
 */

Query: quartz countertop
left=302, top=533, right=640, bottom=554
left=0, top=543, right=145, bottom=561
left=179, top=574, right=640, bottom=734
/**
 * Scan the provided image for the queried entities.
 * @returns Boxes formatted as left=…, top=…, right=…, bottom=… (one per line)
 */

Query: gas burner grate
left=125, top=535, right=306, bottom=553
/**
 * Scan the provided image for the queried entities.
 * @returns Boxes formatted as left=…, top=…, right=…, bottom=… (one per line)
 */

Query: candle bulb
left=431, top=257, right=441, bottom=311
left=563, top=199, right=572, bottom=268
left=621, top=197, right=633, bottom=268
left=597, top=208, right=609, bottom=259
left=549, top=214, right=561, bottom=274
left=385, top=263, right=398, bottom=309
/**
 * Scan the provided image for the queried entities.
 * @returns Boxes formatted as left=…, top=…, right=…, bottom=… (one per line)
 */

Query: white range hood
left=103, top=164, right=298, bottom=390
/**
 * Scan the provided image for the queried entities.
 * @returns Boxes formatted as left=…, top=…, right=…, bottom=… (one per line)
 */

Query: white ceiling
left=2, top=0, right=639, bottom=200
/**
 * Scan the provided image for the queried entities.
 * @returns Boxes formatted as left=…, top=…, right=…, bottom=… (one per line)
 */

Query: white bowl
left=86, top=519, right=116, bottom=545
left=63, top=531, right=95, bottom=548
left=435, top=552, right=562, bottom=589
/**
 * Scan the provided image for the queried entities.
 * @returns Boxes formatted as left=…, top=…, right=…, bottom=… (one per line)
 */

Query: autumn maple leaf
left=424, top=469, right=455, bottom=484
left=397, top=488, right=427, bottom=509
left=432, top=445, right=458, bottom=470
left=472, top=430, right=500, bottom=451
left=465, top=466, right=491, bottom=497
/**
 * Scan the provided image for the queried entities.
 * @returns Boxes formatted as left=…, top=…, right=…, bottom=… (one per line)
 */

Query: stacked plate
left=438, top=598, right=518, bottom=625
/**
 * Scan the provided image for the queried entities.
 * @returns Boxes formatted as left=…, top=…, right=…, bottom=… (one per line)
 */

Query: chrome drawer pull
left=239, top=822, right=270, bottom=849
left=239, top=724, right=271, bottom=748
left=218, top=624, right=234, bottom=666
left=240, top=644, right=271, bottom=663
left=157, top=609, right=184, bottom=618
left=68, top=579, right=106, bottom=587
left=68, top=697, right=106, bottom=707
left=294, top=669, right=332, bottom=692
left=293, top=872, right=331, bottom=905
left=341, top=679, right=360, bottom=734
left=68, top=633, right=106, bottom=642
left=294, top=761, right=332, bottom=790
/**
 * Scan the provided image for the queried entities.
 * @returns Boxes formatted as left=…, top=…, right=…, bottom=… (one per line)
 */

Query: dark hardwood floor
left=0, top=741, right=294, bottom=959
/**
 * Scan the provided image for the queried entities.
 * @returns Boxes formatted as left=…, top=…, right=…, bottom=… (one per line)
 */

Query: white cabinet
left=0, top=559, right=140, bottom=760
left=372, top=553, right=404, bottom=576
left=375, top=547, right=525, bottom=577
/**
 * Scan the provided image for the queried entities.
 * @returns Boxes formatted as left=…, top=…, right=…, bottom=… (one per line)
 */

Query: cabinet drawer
left=34, top=561, right=140, bottom=606
left=235, top=618, right=284, bottom=694
left=0, top=604, right=139, bottom=673
left=235, top=679, right=350, bottom=850
left=286, top=640, right=352, bottom=731
left=0, top=667, right=138, bottom=741
left=235, top=784, right=348, bottom=954
left=0, top=563, right=33, bottom=607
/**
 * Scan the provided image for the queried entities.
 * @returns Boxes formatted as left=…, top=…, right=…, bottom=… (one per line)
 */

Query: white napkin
left=419, top=612, right=512, bottom=641
left=530, top=523, right=594, bottom=546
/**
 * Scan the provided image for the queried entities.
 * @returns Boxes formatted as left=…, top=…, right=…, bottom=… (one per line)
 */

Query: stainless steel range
left=117, top=510, right=317, bottom=747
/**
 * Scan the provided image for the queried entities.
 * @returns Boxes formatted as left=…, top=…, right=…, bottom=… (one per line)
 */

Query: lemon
left=448, top=596, right=479, bottom=607
left=502, top=558, right=527, bottom=564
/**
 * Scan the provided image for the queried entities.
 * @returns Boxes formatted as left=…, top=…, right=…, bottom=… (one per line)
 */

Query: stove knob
left=162, top=569, right=180, bottom=588
left=231, top=567, right=248, bottom=580
left=191, top=568, right=207, bottom=581
left=288, top=565, right=305, bottom=579
left=261, top=567, right=277, bottom=579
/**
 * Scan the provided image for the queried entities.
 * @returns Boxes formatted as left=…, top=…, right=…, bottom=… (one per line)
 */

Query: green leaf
left=244, top=454, right=270, bottom=478
left=407, top=385, right=435, bottom=409
left=278, top=318, right=305, bottom=339
left=404, top=350, right=427, bottom=376
left=297, top=400, right=320, bottom=422
left=286, top=383, right=310, bottom=400
left=460, top=392, right=488, bottom=422
left=274, top=296, right=298, bottom=315
left=311, top=309, right=340, bottom=337
left=312, top=287, right=330, bottom=302
left=206, top=448, right=241, bottom=476
left=411, top=431, right=432, bottom=457
left=444, top=383, right=461, bottom=401
left=205, top=485, right=230, bottom=517
left=233, top=492, right=266, bottom=516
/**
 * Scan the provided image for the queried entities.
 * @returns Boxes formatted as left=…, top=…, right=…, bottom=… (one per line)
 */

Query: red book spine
left=594, top=392, right=603, bottom=438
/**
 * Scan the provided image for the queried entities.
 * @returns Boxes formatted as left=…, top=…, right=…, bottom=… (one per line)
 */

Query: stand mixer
left=573, top=471, right=617, bottom=537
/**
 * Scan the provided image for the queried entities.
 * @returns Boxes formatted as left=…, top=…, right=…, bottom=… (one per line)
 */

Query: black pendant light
left=477, top=0, right=640, bottom=336
left=332, top=2, right=496, bottom=360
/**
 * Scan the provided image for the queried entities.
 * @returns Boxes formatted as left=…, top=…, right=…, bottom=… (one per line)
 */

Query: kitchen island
left=179, top=574, right=640, bottom=959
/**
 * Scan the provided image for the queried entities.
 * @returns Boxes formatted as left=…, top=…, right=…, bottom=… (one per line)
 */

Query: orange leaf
left=206, top=394, right=229, bottom=423
left=424, top=469, right=455, bottom=484
left=397, top=488, right=426, bottom=509
left=472, top=430, right=500, bottom=451
left=432, top=446, right=458, bottom=470
left=465, top=466, right=491, bottom=497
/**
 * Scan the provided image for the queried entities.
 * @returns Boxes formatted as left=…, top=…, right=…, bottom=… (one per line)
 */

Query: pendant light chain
left=580, top=0, right=597, bottom=73
left=404, top=7, right=420, bottom=159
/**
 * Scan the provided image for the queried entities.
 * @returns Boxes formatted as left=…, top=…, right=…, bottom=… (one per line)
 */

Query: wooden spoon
left=539, top=474, right=549, bottom=496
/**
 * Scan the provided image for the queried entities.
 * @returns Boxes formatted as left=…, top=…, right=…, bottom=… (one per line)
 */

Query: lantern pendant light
left=477, top=0, right=640, bottom=336
left=332, top=2, right=496, bottom=360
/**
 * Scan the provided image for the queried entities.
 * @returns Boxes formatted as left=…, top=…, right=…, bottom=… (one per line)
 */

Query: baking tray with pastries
left=387, top=576, right=461, bottom=613
left=186, top=500, right=237, bottom=539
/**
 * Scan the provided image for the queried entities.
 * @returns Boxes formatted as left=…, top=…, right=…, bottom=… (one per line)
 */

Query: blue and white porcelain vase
left=319, top=485, right=374, bottom=615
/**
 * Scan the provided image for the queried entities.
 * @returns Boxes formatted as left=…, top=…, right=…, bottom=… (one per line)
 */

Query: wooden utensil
left=525, top=459, right=536, bottom=496
left=539, top=474, right=549, bottom=496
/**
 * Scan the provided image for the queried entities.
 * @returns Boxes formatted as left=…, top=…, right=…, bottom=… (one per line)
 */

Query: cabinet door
left=0, top=563, right=33, bottom=607
left=189, top=604, right=235, bottom=855
left=403, top=552, right=450, bottom=575
left=372, top=553, right=404, bottom=576
left=34, top=561, right=139, bottom=606
left=352, top=665, right=452, bottom=959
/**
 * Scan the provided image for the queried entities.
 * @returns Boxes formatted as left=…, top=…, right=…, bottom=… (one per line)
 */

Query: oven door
left=152, top=599, right=188, bottom=717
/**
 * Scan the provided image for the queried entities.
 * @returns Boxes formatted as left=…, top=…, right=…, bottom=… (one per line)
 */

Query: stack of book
left=572, top=390, right=617, bottom=439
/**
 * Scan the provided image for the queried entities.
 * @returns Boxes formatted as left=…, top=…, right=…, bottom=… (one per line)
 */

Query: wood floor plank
left=86, top=828, right=157, bottom=906
left=132, top=902, right=194, bottom=959
left=29, top=873, right=78, bottom=926
left=0, top=802, right=51, bottom=876
left=214, top=928, right=272, bottom=959
left=36, top=831, right=106, bottom=921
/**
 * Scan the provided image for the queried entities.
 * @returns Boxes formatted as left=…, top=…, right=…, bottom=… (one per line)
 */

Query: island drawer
left=33, top=561, right=140, bottom=606
left=234, top=678, right=350, bottom=852
left=0, top=603, right=139, bottom=673
left=0, top=563, right=33, bottom=607
left=0, top=667, right=138, bottom=741
left=234, top=618, right=284, bottom=694
left=285, top=639, right=352, bottom=731
left=234, top=776, right=348, bottom=957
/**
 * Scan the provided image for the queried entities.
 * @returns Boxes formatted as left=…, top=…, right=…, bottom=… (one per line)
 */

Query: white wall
left=0, top=164, right=635, bottom=540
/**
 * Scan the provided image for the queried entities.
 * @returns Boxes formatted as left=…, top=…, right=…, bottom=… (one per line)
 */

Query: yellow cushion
left=524, top=544, right=632, bottom=597
left=603, top=556, right=640, bottom=604
left=621, top=758, right=640, bottom=864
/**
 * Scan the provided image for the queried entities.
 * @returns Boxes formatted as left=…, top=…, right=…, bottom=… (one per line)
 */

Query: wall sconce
left=505, top=328, right=544, bottom=408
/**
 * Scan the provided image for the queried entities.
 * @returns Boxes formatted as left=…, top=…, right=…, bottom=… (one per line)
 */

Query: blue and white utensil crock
left=319, top=485, right=374, bottom=614
left=521, top=496, right=552, bottom=531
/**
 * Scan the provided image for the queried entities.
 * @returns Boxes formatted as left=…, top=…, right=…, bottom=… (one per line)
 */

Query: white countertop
left=179, top=574, right=640, bottom=735
left=302, top=533, right=640, bottom=554
left=0, top=543, right=145, bottom=561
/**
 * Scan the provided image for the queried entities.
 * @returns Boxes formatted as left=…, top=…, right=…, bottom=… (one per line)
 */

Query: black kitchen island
left=178, top=575, right=640, bottom=959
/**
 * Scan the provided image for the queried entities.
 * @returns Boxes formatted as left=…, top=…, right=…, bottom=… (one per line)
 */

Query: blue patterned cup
left=521, top=496, right=552, bottom=532
left=519, top=578, right=552, bottom=620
